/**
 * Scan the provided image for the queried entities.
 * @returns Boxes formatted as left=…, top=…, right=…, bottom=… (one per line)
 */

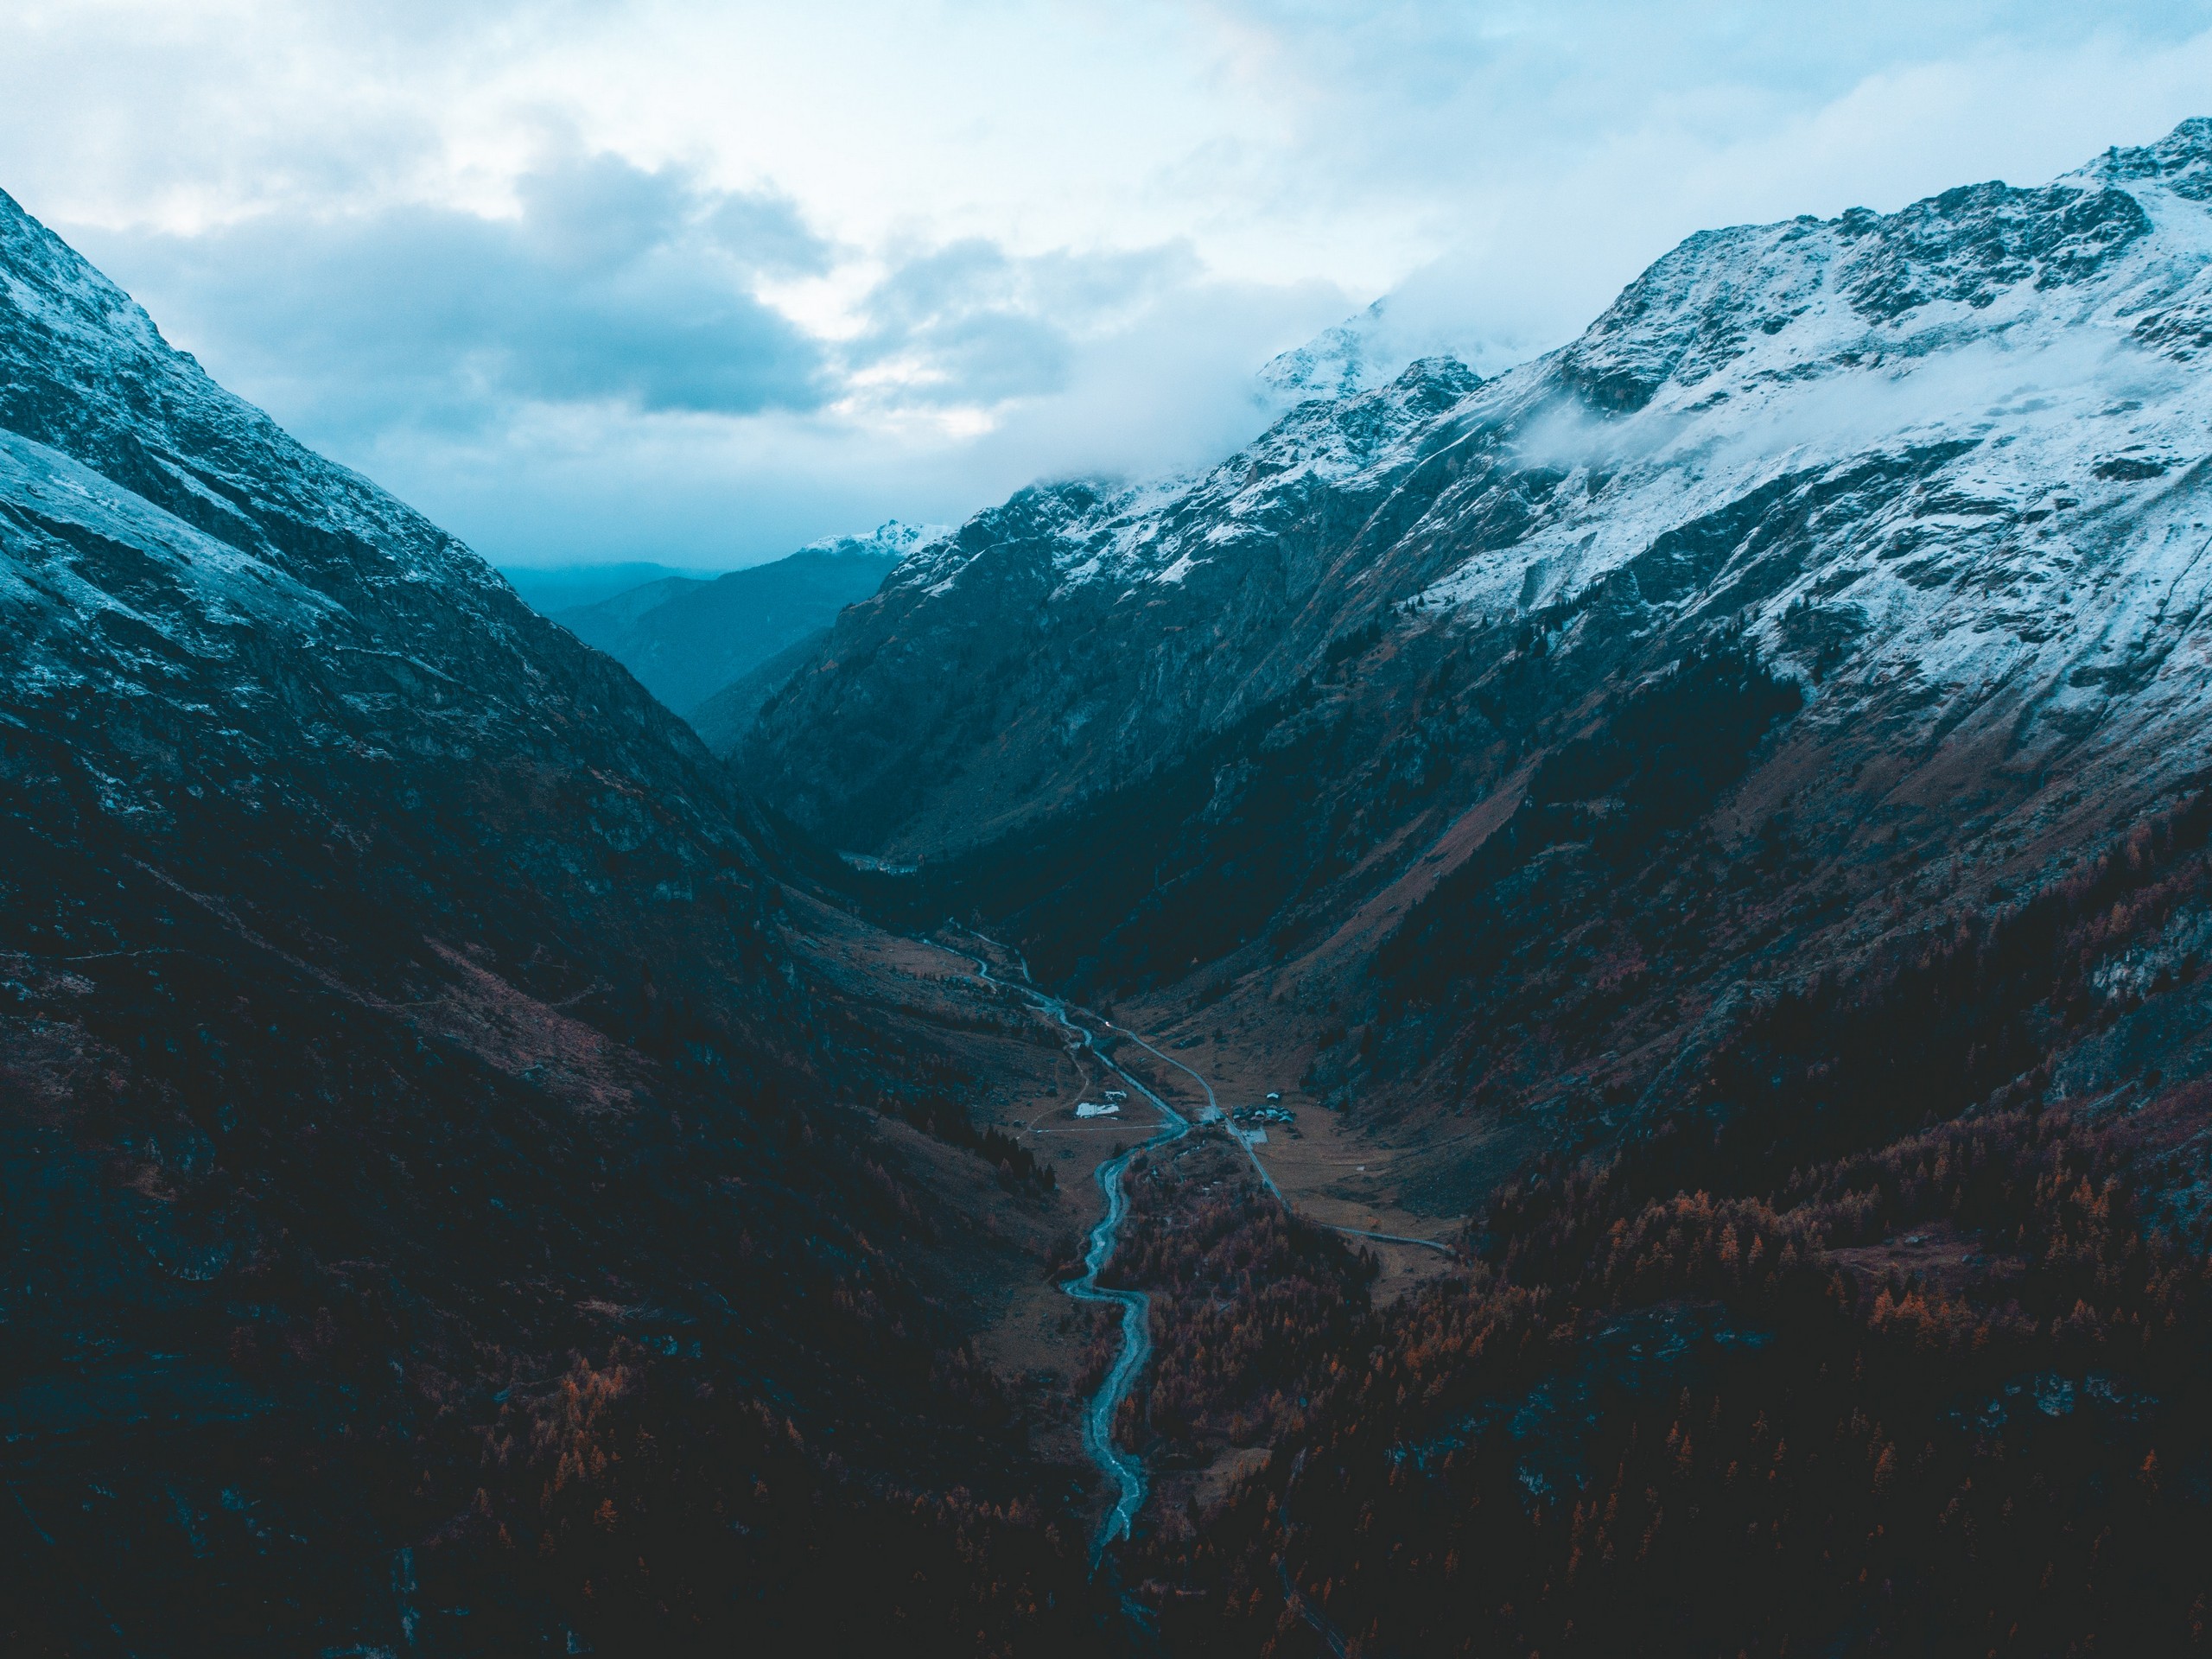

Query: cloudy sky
left=5, top=2, right=2210, bottom=570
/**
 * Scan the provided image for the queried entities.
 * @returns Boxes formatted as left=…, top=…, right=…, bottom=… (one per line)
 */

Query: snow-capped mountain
left=0, top=176, right=814, bottom=1032
left=1255, top=299, right=1410, bottom=402
left=1405, top=126, right=2212, bottom=741
left=1252, top=292, right=1504, bottom=404
left=746, top=119, right=2212, bottom=1125
left=799, top=517, right=954, bottom=560
left=0, top=188, right=516, bottom=702
left=755, top=121, right=2212, bottom=823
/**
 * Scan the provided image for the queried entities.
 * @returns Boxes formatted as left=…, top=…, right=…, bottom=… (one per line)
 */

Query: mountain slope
left=747, top=121, right=2212, bottom=1143
left=0, top=188, right=1106, bottom=1655
left=688, top=623, right=838, bottom=755
left=553, top=523, right=936, bottom=719
left=745, top=358, right=1482, bottom=849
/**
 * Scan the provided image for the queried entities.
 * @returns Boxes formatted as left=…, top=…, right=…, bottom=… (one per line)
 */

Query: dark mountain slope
left=0, top=190, right=1107, bottom=1654
left=687, top=623, right=836, bottom=754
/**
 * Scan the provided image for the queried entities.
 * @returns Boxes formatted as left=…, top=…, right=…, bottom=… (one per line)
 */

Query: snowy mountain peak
left=2076, top=115, right=2212, bottom=197
left=749, top=121, right=2212, bottom=855
left=1256, top=301, right=1401, bottom=401
left=799, top=518, right=953, bottom=561
left=0, top=184, right=167, bottom=359
left=886, top=352, right=1484, bottom=609
left=1551, top=167, right=2175, bottom=421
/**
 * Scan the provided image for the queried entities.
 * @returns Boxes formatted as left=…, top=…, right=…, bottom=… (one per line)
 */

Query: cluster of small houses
left=1232, top=1093, right=1295, bottom=1126
left=1070, top=1088, right=1296, bottom=1126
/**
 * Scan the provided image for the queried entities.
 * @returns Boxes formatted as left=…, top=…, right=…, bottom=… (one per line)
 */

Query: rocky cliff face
left=745, top=121, right=2212, bottom=1145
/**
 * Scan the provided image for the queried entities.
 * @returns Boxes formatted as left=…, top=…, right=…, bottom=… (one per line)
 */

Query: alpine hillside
left=0, top=185, right=1125, bottom=1656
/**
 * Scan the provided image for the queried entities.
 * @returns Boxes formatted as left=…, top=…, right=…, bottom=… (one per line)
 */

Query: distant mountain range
left=543, top=521, right=940, bottom=722
left=500, top=560, right=728, bottom=613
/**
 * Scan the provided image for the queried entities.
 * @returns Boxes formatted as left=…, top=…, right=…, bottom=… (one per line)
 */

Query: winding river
left=963, top=942, right=1450, bottom=1557
left=967, top=951, right=1189, bottom=1554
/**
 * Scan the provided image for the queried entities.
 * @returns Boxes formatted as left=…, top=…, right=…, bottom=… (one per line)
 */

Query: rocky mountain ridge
left=742, top=353, right=1483, bottom=842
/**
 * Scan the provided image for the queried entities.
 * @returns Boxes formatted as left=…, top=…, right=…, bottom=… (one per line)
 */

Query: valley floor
left=781, top=893, right=1467, bottom=1541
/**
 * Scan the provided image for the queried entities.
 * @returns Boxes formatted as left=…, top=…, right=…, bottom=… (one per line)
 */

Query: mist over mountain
left=10, top=118, right=2212, bottom=1657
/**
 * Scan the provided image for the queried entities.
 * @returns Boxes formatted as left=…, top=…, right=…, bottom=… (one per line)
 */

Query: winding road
left=1276, top=1451, right=1355, bottom=1657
